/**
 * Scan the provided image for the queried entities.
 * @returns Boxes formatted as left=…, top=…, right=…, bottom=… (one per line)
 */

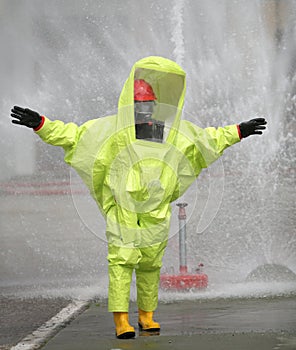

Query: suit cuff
left=34, top=116, right=45, bottom=131
left=237, top=124, right=242, bottom=139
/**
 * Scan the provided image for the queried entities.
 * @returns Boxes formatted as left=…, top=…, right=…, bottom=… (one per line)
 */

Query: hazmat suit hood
left=117, top=56, right=186, bottom=145
left=102, top=57, right=187, bottom=246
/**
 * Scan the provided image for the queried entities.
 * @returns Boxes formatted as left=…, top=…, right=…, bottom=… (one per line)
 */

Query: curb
left=10, top=300, right=89, bottom=350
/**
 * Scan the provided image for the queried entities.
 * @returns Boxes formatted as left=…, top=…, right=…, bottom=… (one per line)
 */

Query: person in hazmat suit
left=10, top=56, right=267, bottom=339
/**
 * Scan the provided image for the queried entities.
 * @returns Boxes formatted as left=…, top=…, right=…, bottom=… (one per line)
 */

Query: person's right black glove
left=239, top=118, right=267, bottom=138
left=11, top=106, right=42, bottom=129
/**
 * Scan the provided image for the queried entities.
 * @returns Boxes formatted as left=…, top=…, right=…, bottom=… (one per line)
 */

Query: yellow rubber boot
left=138, top=309, right=160, bottom=332
left=113, top=312, right=135, bottom=339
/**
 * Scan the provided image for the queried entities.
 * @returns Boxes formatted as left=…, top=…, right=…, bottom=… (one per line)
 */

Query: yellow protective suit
left=35, top=56, right=241, bottom=312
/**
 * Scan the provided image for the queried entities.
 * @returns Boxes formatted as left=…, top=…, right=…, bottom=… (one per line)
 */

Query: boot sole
left=116, top=331, right=136, bottom=339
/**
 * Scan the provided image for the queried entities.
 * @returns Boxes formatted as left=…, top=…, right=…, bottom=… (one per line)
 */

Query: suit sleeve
left=204, top=124, right=241, bottom=156
left=195, top=124, right=241, bottom=167
left=34, top=116, right=95, bottom=165
left=180, top=121, right=241, bottom=170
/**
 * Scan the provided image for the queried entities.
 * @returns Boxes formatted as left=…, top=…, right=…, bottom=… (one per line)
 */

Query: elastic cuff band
left=34, top=116, right=45, bottom=131
left=237, top=124, right=242, bottom=139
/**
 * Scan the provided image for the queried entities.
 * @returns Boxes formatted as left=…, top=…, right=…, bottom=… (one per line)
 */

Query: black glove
left=11, top=106, right=42, bottom=129
left=239, top=118, right=267, bottom=138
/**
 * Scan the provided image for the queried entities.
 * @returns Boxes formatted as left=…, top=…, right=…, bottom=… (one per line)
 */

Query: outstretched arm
left=205, top=117, right=267, bottom=155
left=10, top=105, right=100, bottom=167
left=10, top=105, right=89, bottom=167
left=11, top=105, right=80, bottom=149
left=184, top=117, right=267, bottom=172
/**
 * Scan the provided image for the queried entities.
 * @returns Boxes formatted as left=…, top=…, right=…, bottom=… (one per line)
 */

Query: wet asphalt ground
left=33, top=297, right=296, bottom=350
left=0, top=297, right=70, bottom=349
left=1, top=296, right=295, bottom=350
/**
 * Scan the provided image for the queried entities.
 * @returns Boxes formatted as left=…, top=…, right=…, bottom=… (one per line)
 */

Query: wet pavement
left=37, top=296, right=296, bottom=350
left=0, top=297, right=70, bottom=349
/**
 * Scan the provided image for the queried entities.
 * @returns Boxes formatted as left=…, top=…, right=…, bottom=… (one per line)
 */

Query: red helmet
left=134, top=79, right=157, bottom=101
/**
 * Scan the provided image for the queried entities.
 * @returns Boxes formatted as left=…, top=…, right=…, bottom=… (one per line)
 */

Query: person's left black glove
left=11, top=106, right=42, bottom=129
left=239, top=118, right=267, bottom=138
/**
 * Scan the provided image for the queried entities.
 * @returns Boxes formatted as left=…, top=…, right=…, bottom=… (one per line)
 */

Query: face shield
left=134, top=101, right=164, bottom=143
left=133, top=71, right=185, bottom=144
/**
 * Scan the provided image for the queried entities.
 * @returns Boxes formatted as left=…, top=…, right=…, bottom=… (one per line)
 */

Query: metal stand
left=177, top=203, right=188, bottom=274
left=160, top=203, right=208, bottom=290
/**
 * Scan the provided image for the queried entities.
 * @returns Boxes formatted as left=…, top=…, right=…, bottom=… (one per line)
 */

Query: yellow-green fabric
left=108, top=241, right=167, bottom=311
left=35, top=56, right=241, bottom=312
